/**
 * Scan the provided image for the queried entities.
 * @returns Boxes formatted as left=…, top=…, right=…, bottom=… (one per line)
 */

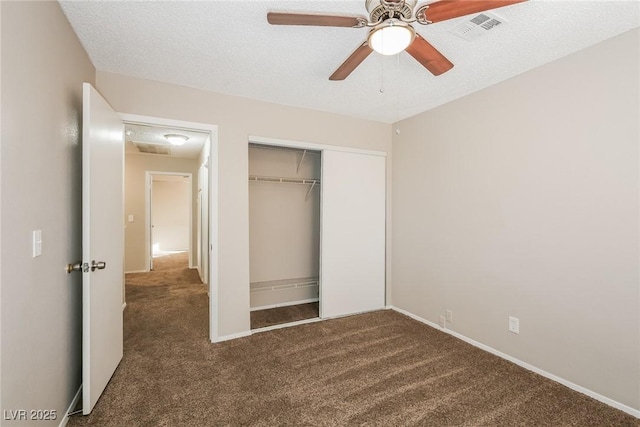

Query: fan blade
left=267, top=12, right=364, bottom=27
left=423, top=0, right=526, bottom=23
left=405, top=34, right=454, bottom=76
left=329, top=42, right=373, bottom=81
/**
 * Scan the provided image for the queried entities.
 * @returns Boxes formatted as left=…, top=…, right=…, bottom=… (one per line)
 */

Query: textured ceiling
left=60, top=1, right=639, bottom=123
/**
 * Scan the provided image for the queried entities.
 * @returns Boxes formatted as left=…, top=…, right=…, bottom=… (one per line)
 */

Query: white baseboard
left=122, top=302, right=127, bottom=311
left=124, top=269, right=148, bottom=274
left=390, top=306, right=640, bottom=419
left=58, top=385, right=82, bottom=427
left=213, top=330, right=252, bottom=343
left=250, top=298, right=319, bottom=312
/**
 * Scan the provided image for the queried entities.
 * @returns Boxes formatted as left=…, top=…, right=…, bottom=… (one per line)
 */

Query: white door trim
left=248, top=135, right=387, bottom=331
left=249, top=135, right=387, bottom=157
left=120, top=113, right=220, bottom=343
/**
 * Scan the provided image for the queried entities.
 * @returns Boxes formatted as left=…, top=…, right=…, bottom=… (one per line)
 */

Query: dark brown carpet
left=127, top=252, right=200, bottom=287
left=152, top=251, right=189, bottom=271
left=251, top=302, right=319, bottom=329
left=68, top=256, right=639, bottom=426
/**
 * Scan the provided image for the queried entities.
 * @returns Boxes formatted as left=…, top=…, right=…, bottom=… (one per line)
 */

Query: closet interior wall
left=248, top=144, right=321, bottom=310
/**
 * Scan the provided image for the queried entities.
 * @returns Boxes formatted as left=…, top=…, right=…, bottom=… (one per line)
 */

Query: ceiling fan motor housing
left=366, top=0, right=417, bottom=22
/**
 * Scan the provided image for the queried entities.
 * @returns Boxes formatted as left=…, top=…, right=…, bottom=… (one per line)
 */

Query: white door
left=82, top=82, right=124, bottom=414
left=320, top=150, right=386, bottom=318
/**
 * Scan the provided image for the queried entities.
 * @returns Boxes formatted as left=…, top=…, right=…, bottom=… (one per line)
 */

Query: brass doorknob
left=91, top=260, right=106, bottom=271
left=66, top=260, right=106, bottom=273
left=66, top=262, right=85, bottom=274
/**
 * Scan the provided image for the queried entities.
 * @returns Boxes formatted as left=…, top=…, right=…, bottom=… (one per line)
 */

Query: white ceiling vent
left=133, top=142, right=171, bottom=155
left=449, top=12, right=506, bottom=41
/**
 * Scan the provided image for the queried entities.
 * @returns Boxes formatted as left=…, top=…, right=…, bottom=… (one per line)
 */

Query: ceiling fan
left=267, top=0, right=526, bottom=80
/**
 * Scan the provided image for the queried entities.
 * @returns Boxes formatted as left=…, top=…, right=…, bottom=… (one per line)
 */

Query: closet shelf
left=249, top=175, right=320, bottom=185
left=250, top=277, right=319, bottom=293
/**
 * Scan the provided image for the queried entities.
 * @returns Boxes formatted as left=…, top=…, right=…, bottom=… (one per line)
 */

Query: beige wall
left=391, top=29, right=640, bottom=411
left=0, top=1, right=95, bottom=423
left=152, top=180, right=191, bottom=252
left=98, top=71, right=393, bottom=337
left=125, top=154, right=199, bottom=272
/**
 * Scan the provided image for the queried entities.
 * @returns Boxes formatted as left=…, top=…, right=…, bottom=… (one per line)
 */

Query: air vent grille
left=449, top=12, right=506, bottom=41
left=134, top=142, right=171, bottom=155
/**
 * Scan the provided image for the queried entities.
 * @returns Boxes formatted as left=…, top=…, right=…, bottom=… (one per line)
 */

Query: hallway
left=68, top=252, right=209, bottom=425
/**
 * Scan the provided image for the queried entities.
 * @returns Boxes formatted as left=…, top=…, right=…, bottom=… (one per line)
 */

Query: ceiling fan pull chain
left=380, top=56, right=385, bottom=93
left=395, top=53, right=401, bottom=120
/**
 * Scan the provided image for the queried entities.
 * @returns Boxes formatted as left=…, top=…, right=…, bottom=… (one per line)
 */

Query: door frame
left=248, top=135, right=387, bottom=324
left=121, top=113, right=220, bottom=343
left=146, top=171, right=193, bottom=270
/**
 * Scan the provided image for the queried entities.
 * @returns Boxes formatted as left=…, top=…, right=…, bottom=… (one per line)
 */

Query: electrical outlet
left=508, top=316, right=519, bottom=334
left=439, top=315, right=446, bottom=328
left=446, top=310, right=453, bottom=323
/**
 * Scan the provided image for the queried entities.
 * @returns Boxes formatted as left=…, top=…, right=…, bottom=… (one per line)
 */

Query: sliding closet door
left=321, top=150, right=386, bottom=318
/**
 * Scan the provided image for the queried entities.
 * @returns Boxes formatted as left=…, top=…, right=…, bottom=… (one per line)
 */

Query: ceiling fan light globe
left=368, top=20, right=415, bottom=55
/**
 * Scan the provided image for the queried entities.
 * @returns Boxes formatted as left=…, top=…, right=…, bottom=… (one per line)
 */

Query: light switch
left=128, top=215, right=134, bottom=223
left=32, top=230, right=42, bottom=257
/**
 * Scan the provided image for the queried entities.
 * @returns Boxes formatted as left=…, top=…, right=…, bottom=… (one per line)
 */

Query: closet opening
left=249, top=143, right=321, bottom=329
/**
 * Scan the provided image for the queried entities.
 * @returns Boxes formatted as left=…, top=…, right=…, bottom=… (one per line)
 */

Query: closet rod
left=250, top=279, right=319, bottom=293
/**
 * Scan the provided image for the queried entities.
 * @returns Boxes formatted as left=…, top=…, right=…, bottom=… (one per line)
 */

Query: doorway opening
left=147, top=172, right=193, bottom=271
left=121, top=114, right=219, bottom=342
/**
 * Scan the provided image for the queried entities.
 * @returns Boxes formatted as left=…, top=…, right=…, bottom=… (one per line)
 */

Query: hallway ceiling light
left=164, top=133, right=189, bottom=146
